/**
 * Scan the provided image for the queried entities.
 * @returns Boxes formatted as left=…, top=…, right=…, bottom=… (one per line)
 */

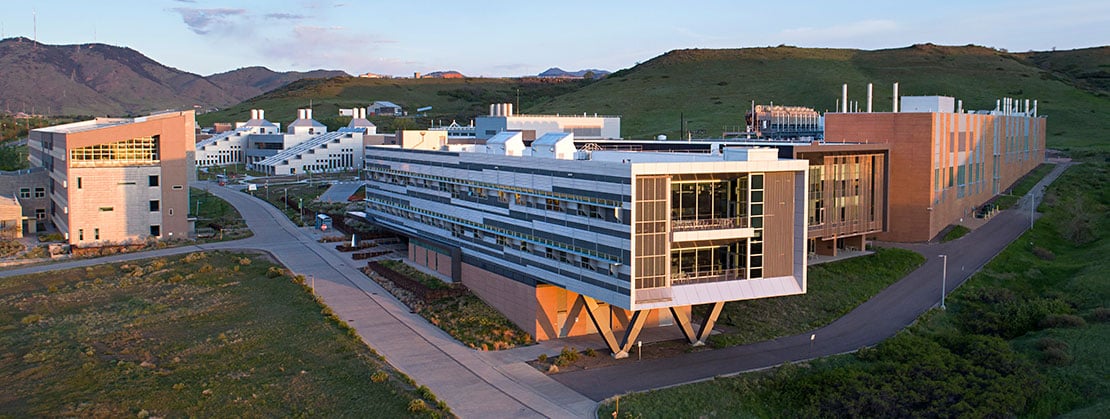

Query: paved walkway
left=1, top=182, right=594, bottom=419
left=1, top=161, right=1075, bottom=414
left=317, top=181, right=363, bottom=203
left=549, top=161, right=1076, bottom=400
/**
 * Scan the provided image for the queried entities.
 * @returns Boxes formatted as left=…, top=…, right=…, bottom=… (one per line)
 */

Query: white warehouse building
left=252, top=110, right=377, bottom=175
left=475, top=103, right=620, bottom=141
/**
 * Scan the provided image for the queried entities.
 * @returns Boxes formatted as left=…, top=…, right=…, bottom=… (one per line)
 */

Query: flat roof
left=33, top=118, right=131, bottom=134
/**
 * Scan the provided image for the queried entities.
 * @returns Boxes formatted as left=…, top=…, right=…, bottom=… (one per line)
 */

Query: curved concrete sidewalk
left=551, top=161, right=1075, bottom=400
left=1, top=182, right=594, bottom=418
left=3, top=161, right=1073, bottom=413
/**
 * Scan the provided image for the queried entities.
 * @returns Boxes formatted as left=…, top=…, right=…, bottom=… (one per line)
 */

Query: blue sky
left=2, top=0, right=1107, bottom=77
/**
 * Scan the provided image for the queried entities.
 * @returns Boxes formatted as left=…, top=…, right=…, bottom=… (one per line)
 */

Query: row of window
left=369, top=168, right=621, bottom=222
left=18, top=187, right=46, bottom=199
left=70, top=137, right=159, bottom=164
left=367, top=197, right=620, bottom=266
left=367, top=166, right=622, bottom=207
left=76, top=225, right=160, bottom=241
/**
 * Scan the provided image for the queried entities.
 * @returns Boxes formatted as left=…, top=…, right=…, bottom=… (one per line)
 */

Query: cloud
left=779, top=19, right=899, bottom=43
left=172, top=0, right=197, bottom=3
left=265, top=13, right=306, bottom=20
left=172, top=8, right=247, bottom=35
left=258, top=25, right=406, bottom=73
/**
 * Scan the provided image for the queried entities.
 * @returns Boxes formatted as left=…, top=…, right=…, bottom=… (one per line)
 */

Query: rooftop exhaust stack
left=842, top=84, right=849, bottom=113
left=958, top=100, right=963, bottom=113
left=1033, top=100, right=1038, bottom=117
left=1025, top=99, right=1030, bottom=116
left=259, top=110, right=265, bottom=120
left=867, top=83, right=873, bottom=113
left=506, top=103, right=513, bottom=117
left=251, top=109, right=259, bottom=120
left=892, top=83, right=899, bottom=113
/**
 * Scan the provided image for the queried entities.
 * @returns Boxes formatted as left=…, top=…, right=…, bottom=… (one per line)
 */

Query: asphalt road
left=552, top=162, right=1075, bottom=401
left=1, top=162, right=1072, bottom=413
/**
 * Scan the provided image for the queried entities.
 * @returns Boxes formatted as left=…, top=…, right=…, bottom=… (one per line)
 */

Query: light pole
left=1030, top=190, right=1036, bottom=230
left=195, top=200, right=201, bottom=218
left=283, top=188, right=289, bottom=211
left=299, top=197, right=304, bottom=221
left=939, top=254, right=948, bottom=310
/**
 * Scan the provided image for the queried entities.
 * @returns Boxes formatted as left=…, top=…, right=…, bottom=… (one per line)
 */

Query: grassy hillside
left=1019, top=46, right=1110, bottom=96
left=196, top=76, right=590, bottom=129
left=198, top=45, right=1109, bottom=153
left=532, top=44, right=1109, bottom=152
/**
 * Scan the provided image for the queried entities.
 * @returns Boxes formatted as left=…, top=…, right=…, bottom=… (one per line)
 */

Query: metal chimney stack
left=892, top=82, right=899, bottom=113
left=842, top=84, right=849, bottom=113
left=867, top=83, right=873, bottom=113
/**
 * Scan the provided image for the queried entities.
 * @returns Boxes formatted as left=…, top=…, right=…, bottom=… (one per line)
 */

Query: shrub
left=584, top=348, right=597, bottom=357
left=555, top=347, right=580, bottom=367
left=1042, top=347, right=1073, bottom=365
left=198, top=264, right=214, bottom=274
left=1090, top=307, right=1110, bottom=323
left=1035, top=337, right=1068, bottom=352
left=21, top=314, right=43, bottom=325
left=266, top=266, right=285, bottom=278
left=407, top=399, right=427, bottom=413
left=1038, top=314, right=1086, bottom=329
left=537, top=353, right=547, bottom=363
left=184, top=252, right=206, bottom=263
left=1031, top=246, right=1055, bottom=260
left=238, top=257, right=252, bottom=266
left=371, top=371, right=389, bottom=383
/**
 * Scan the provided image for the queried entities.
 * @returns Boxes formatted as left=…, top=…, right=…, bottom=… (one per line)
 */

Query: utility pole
left=939, top=254, right=948, bottom=310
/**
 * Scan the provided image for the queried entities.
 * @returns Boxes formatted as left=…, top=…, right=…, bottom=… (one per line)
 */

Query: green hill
left=532, top=44, right=1109, bottom=152
left=196, top=77, right=590, bottom=130
left=198, top=44, right=1109, bottom=153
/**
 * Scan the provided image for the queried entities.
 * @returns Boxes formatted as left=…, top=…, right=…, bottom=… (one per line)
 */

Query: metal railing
left=671, top=217, right=746, bottom=232
left=671, top=268, right=746, bottom=285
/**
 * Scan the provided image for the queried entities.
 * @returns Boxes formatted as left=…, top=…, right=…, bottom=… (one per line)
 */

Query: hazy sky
left=2, top=0, right=1107, bottom=77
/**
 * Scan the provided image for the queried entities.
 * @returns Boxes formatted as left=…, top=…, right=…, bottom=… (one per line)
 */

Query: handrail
left=671, top=217, right=746, bottom=232
left=671, top=268, right=746, bottom=285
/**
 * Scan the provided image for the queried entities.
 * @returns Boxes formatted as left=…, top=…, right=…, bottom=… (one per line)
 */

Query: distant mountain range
left=0, top=37, right=348, bottom=116
left=537, top=67, right=611, bottom=79
left=207, top=66, right=349, bottom=102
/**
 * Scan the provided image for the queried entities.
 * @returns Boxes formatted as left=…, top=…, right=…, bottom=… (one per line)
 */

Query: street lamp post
left=1030, top=191, right=1036, bottom=230
left=195, top=200, right=201, bottom=218
left=283, top=188, right=288, bottom=211
left=939, top=254, right=948, bottom=310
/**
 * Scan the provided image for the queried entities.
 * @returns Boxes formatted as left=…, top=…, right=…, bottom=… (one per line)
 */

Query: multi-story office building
left=28, top=111, right=195, bottom=246
left=574, top=139, right=889, bottom=256
left=0, top=167, right=51, bottom=235
left=363, top=132, right=808, bottom=356
left=197, top=108, right=375, bottom=175
left=825, top=96, right=1045, bottom=242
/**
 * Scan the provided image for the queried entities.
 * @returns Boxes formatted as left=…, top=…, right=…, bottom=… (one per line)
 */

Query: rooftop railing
left=671, top=268, right=746, bottom=285
left=671, top=217, right=746, bottom=232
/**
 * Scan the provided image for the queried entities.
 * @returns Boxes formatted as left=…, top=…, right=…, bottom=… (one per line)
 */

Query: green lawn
left=601, top=157, right=1107, bottom=417
left=942, top=225, right=971, bottom=242
left=190, top=188, right=251, bottom=241
left=246, top=182, right=331, bottom=226
left=708, top=247, right=925, bottom=347
left=0, top=251, right=450, bottom=417
left=995, top=163, right=1057, bottom=209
